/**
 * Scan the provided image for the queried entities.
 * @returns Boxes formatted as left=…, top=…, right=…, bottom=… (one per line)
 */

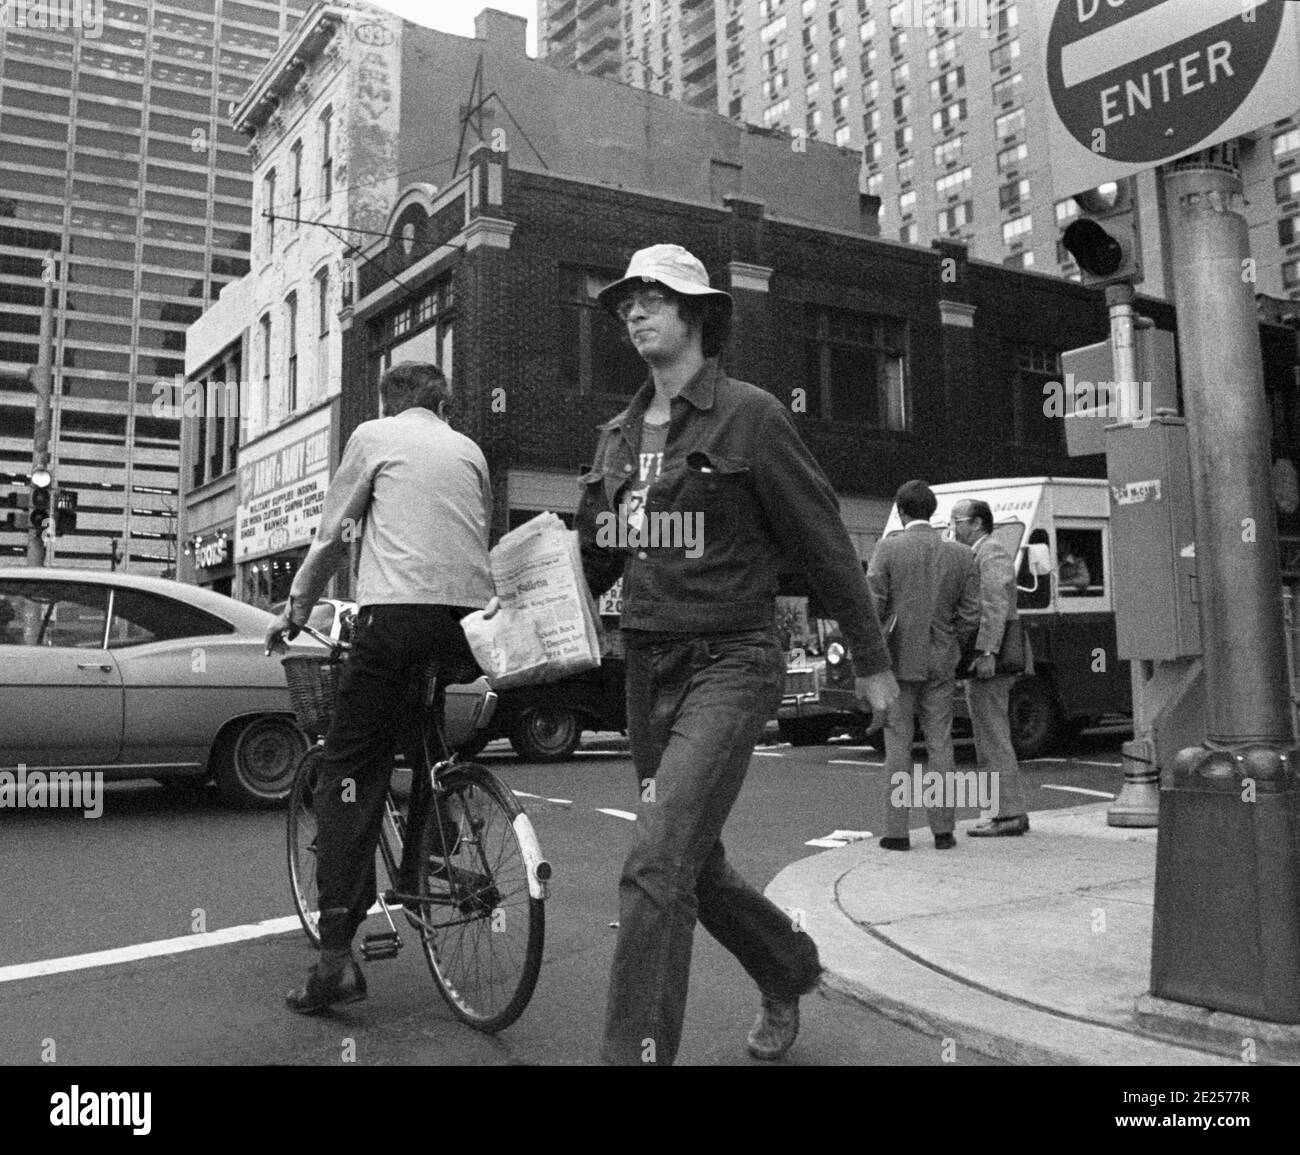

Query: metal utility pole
left=1150, top=144, right=1300, bottom=1022
left=27, top=254, right=55, bottom=567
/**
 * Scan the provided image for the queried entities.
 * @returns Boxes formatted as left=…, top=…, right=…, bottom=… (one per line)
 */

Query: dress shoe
left=967, top=814, right=1030, bottom=838
left=878, top=836, right=911, bottom=851
left=747, top=994, right=801, bottom=1060
left=285, top=956, right=367, bottom=1014
left=934, top=832, right=956, bottom=850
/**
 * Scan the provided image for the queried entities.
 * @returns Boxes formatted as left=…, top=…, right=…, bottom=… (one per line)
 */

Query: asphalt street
left=0, top=728, right=1129, bottom=1066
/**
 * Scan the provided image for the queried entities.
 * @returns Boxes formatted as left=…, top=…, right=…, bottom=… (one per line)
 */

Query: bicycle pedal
left=360, top=932, right=402, bottom=962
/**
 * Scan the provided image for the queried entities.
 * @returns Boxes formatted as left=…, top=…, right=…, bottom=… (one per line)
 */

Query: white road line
left=1074, top=760, right=1122, bottom=768
left=512, top=790, right=574, bottom=806
left=595, top=808, right=637, bottom=821
left=752, top=750, right=784, bottom=757
left=827, top=758, right=884, bottom=766
left=1028, top=758, right=1069, bottom=763
left=1043, top=784, right=1116, bottom=799
left=0, top=911, right=336, bottom=985
left=1061, top=0, right=1246, bottom=88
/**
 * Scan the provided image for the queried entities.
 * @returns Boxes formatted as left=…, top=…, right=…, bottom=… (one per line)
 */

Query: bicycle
left=281, top=622, right=551, bottom=1032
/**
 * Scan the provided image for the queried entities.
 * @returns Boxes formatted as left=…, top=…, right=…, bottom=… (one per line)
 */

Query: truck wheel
left=212, top=716, right=308, bottom=807
left=1008, top=676, right=1063, bottom=760
left=510, top=706, right=581, bottom=762
left=778, top=717, right=836, bottom=746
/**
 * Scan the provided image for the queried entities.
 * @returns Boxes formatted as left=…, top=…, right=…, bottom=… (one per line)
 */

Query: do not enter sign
left=1042, top=0, right=1300, bottom=198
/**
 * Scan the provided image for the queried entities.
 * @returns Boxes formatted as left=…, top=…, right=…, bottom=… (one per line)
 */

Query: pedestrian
left=952, top=498, right=1031, bottom=837
left=265, top=361, right=494, bottom=1013
left=577, top=243, right=898, bottom=1065
left=867, top=480, right=980, bottom=851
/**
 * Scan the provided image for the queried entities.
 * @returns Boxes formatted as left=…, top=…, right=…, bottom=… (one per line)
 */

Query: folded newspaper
left=461, top=512, right=604, bottom=689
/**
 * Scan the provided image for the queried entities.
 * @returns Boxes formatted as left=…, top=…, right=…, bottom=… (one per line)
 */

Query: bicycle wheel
left=286, top=745, right=325, bottom=947
left=414, top=763, right=546, bottom=1032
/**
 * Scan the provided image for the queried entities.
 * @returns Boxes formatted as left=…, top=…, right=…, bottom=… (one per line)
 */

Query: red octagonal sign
left=1044, top=0, right=1299, bottom=197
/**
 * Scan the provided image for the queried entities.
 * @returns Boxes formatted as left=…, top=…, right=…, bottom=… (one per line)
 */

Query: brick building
left=338, top=142, right=1300, bottom=592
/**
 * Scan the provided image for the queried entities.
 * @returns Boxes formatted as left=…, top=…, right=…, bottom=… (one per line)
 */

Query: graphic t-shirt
left=620, top=418, right=669, bottom=543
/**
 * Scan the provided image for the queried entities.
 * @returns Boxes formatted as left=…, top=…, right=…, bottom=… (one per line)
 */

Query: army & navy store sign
left=236, top=414, right=331, bottom=562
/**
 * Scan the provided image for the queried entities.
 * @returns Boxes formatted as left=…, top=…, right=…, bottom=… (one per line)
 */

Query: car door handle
left=77, top=662, right=113, bottom=672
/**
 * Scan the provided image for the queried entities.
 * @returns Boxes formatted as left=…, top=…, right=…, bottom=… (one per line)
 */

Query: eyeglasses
left=615, top=287, right=672, bottom=322
left=952, top=517, right=977, bottom=524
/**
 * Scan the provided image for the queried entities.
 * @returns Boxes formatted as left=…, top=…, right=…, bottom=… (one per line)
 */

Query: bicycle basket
left=281, top=652, right=344, bottom=739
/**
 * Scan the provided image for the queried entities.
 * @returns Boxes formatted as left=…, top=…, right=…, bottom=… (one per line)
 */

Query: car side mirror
left=1026, top=543, right=1052, bottom=576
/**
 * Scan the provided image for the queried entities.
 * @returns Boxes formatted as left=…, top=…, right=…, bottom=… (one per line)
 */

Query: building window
left=1014, top=343, right=1062, bottom=449
left=937, top=200, right=973, bottom=233
left=259, top=312, right=272, bottom=425
left=899, top=221, right=918, bottom=244
left=760, top=14, right=787, bottom=41
left=860, top=16, right=876, bottom=42
left=262, top=167, right=276, bottom=251
left=804, top=306, right=908, bottom=429
left=892, top=92, right=911, bottom=120
left=997, top=141, right=1028, bottom=173
left=895, top=124, right=912, bottom=151
left=1283, top=258, right=1300, bottom=290
left=316, top=267, right=330, bottom=395
left=375, top=277, right=457, bottom=389
left=934, top=135, right=964, bottom=167
left=807, top=108, right=823, bottom=135
left=1000, top=177, right=1030, bottom=210
left=897, top=155, right=914, bottom=184
left=927, top=37, right=957, bottom=69
left=935, top=165, right=972, bottom=199
left=990, top=38, right=1019, bottom=70
left=994, top=2, right=1019, bottom=35
left=995, top=107, right=1025, bottom=140
left=899, top=189, right=916, bottom=215
left=805, top=78, right=820, bottom=103
left=991, top=72, right=1022, bottom=105
left=1275, top=171, right=1300, bottom=203
left=929, top=66, right=964, bottom=101
left=890, top=61, right=909, bottom=88
left=319, top=105, right=333, bottom=204
left=866, top=171, right=884, bottom=197
left=289, top=140, right=302, bottom=229
left=863, top=76, right=879, bottom=104
left=285, top=291, right=298, bottom=412
left=932, top=99, right=967, bottom=133
left=832, top=93, right=849, bottom=121
left=763, top=98, right=791, bottom=128
left=1002, top=214, right=1032, bottom=246
left=834, top=123, right=852, bottom=147
left=560, top=267, right=646, bottom=396
left=864, top=107, right=881, bottom=134
left=1003, top=249, right=1034, bottom=270
left=1280, top=215, right=1299, bottom=248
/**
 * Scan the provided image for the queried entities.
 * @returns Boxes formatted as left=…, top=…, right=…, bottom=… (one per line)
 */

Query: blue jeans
left=601, top=628, right=822, bottom=1066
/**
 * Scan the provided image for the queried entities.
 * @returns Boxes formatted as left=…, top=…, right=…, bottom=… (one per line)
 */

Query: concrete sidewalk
left=767, top=802, right=1300, bottom=1065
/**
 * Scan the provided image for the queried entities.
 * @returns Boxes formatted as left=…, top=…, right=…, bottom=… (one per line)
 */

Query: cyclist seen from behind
left=265, top=361, right=493, bottom=1014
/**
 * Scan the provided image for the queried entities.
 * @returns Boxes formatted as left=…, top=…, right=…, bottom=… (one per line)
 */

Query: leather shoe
left=967, top=814, right=1030, bottom=837
left=285, top=957, right=367, bottom=1014
left=878, top=836, right=910, bottom=851
left=934, top=832, right=956, bottom=850
left=747, top=994, right=801, bottom=1060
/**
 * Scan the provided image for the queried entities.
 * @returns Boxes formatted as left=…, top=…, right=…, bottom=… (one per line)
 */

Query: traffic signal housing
left=1060, top=177, right=1143, bottom=289
left=29, top=469, right=52, bottom=534
left=55, top=487, right=78, bottom=535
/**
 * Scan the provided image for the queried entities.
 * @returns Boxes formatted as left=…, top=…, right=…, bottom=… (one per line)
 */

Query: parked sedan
left=0, top=568, right=314, bottom=807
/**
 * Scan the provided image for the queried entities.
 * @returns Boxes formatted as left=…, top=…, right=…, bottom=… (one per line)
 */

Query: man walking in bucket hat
left=577, top=243, right=898, bottom=1064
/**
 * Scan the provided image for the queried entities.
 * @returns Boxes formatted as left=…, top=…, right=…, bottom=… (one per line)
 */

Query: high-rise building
left=543, top=0, right=1300, bottom=303
left=0, top=0, right=310, bottom=574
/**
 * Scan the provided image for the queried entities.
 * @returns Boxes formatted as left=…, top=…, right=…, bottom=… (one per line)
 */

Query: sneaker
left=747, top=994, right=801, bottom=1061
left=967, top=814, right=1030, bottom=838
left=285, top=957, right=367, bottom=1015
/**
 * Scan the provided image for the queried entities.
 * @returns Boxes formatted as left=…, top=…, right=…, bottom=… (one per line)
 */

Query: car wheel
left=212, top=716, right=308, bottom=807
left=510, top=707, right=581, bottom=762
left=778, top=717, right=836, bottom=746
left=1008, top=676, right=1064, bottom=760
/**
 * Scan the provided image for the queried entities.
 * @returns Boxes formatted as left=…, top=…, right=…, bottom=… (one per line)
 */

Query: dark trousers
left=601, top=628, right=822, bottom=1066
left=315, top=604, right=478, bottom=952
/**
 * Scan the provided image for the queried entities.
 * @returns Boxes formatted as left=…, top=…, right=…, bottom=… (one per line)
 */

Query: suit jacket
left=867, top=522, right=980, bottom=682
left=971, top=533, right=1018, bottom=654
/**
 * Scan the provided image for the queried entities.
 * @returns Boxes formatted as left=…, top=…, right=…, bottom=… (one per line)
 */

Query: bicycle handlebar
left=267, top=619, right=351, bottom=658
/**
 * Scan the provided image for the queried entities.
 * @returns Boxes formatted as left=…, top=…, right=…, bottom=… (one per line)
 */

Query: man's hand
left=855, top=670, right=899, bottom=734
left=971, top=653, right=996, bottom=680
left=264, top=608, right=305, bottom=656
left=482, top=595, right=501, bottom=620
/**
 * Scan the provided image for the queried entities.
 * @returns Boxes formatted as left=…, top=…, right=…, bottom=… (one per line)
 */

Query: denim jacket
left=576, top=359, right=891, bottom=678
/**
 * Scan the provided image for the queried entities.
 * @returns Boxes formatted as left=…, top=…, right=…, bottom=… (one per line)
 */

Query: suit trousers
left=884, top=676, right=957, bottom=838
left=965, top=674, right=1025, bottom=818
left=601, top=628, right=822, bottom=1066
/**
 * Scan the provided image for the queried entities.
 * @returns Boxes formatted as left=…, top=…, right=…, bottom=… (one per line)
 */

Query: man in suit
left=952, top=498, right=1031, bottom=837
left=868, top=480, right=980, bottom=850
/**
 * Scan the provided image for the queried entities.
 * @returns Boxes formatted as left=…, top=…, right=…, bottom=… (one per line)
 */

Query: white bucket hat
left=597, top=244, right=733, bottom=316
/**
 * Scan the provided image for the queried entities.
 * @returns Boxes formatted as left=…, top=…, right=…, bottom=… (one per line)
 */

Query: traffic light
left=1060, top=177, right=1142, bottom=289
left=54, top=487, right=78, bottom=535
left=1, top=489, right=29, bottom=533
left=29, top=468, right=52, bottom=534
